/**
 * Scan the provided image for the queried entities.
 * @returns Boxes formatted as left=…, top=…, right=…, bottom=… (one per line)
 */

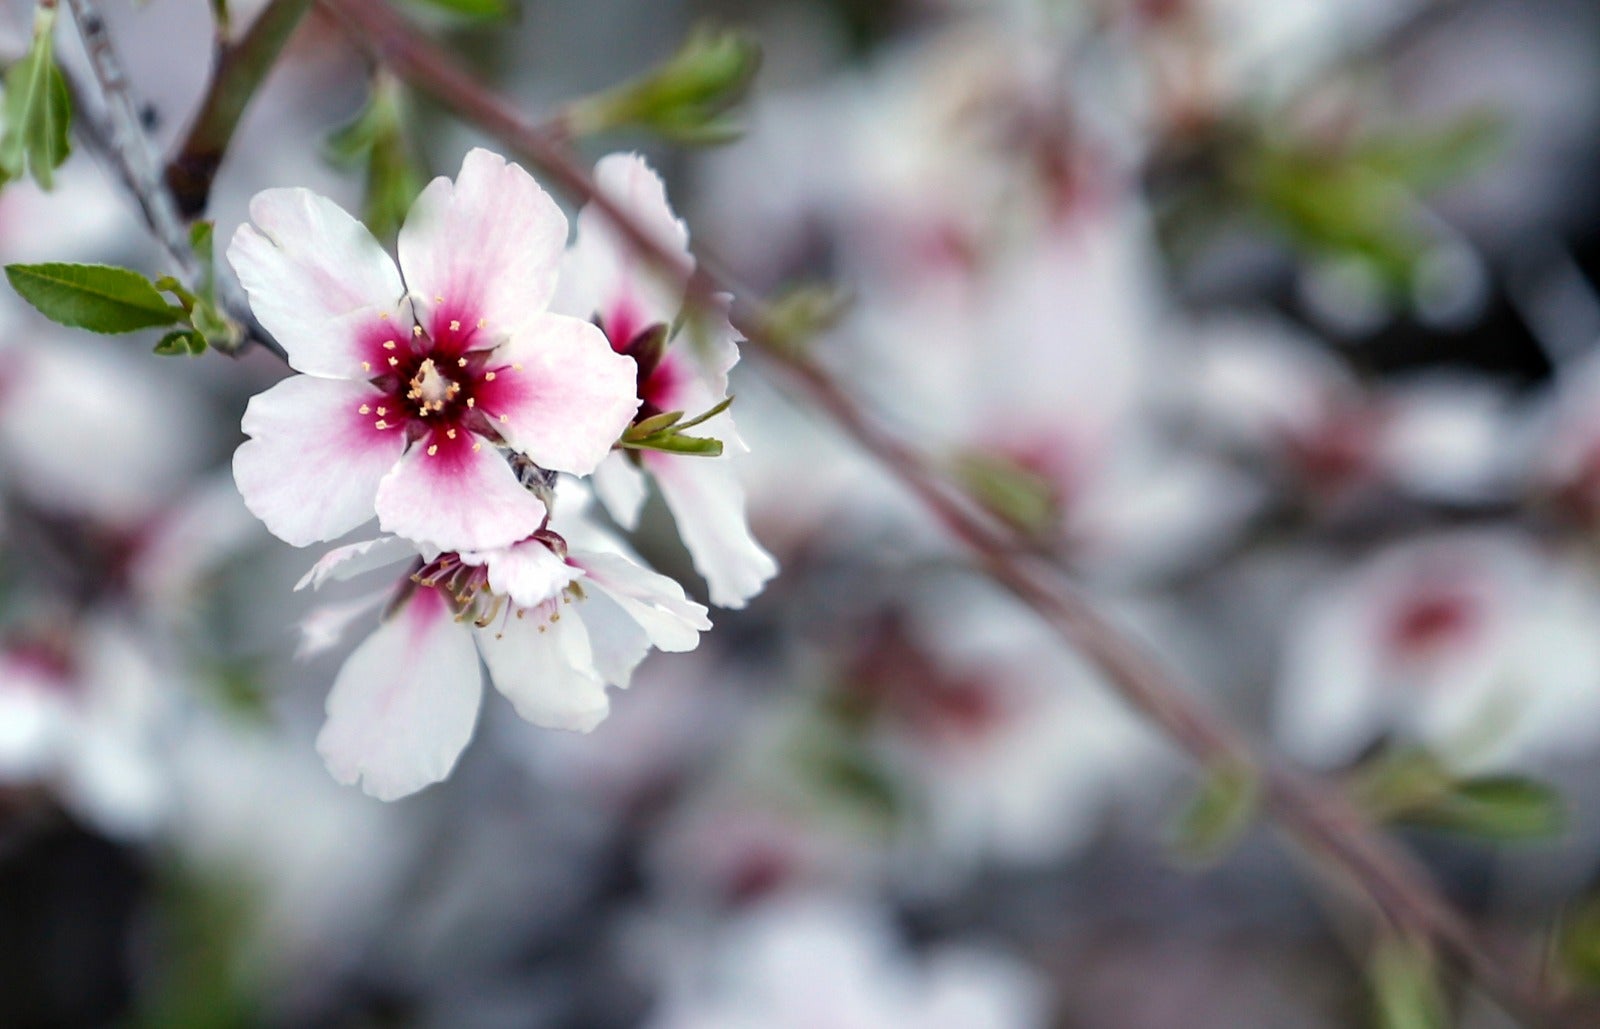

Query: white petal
left=373, top=429, right=547, bottom=552
left=316, top=588, right=482, bottom=800
left=297, top=590, right=389, bottom=659
left=475, top=313, right=640, bottom=475
left=559, top=152, right=692, bottom=340
left=296, top=536, right=418, bottom=591
left=398, top=148, right=568, bottom=337
left=592, top=452, right=648, bottom=530
left=233, top=376, right=408, bottom=547
left=647, top=451, right=778, bottom=609
left=475, top=609, right=610, bottom=732
left=572, top=550, right=710, bottom=653
left=571, top=589, right=651, bottom=689
left=229, top=188, right=409, bottom=378
left=460, top=537, right=581, bottom=609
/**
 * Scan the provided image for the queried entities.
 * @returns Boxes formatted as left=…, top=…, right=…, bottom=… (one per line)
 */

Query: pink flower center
left=351, top=308, right=531, bottom=455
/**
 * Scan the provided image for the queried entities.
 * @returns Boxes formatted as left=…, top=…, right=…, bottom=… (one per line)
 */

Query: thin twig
left=314, top=0, right=1582, bottom=1022
left=58, top=0, right=285, bottom=360
left=165, top=0, right=313, bottom=218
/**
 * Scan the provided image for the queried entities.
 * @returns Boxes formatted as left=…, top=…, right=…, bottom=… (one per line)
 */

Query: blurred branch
left=58, top=0, right=285, bottom=360
left=315, top=0, right=1584, bottom=1022
left=165, top=0, right=313, bottom=219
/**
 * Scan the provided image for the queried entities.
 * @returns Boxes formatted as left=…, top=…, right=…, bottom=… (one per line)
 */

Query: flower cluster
left=229, top=148, right=773, bottom=799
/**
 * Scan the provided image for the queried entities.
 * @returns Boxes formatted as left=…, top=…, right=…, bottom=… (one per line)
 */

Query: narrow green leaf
left=1398, top=775, right=1566, bottom=841
left=674, top=395, right=734, bottom=432
left=952, top=450, right=1060, bottom=537
left=1370, top=935, right=1447, bottom=1029
left=1173, top=760, right=1261, bottom=863
left=759, top=284, right=851, bottom=353
left=7, top=263, right=186, bottom=333
left=0, top=8, right=72, bottom=189
left=407, top=0, right=511, bottom=18
left=154, top=329, right=206, bottom=356
left=326, top=73, right=426, bottom=241
left=625, top=409, right=685, bottom=440
left=621, top=431, right=724, bottom=457
left=565, top=25, right=760, bottom=145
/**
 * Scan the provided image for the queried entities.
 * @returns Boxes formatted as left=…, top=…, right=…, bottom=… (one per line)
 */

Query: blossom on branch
left=557, top=152, right=777, bottom=609
left=299, top=491, right=710, bottom=800
left=229, top=148, right=639, bottom=552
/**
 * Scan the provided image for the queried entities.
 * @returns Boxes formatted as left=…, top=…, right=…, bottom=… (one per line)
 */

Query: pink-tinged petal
left=398, top=148, right=567, bottom=339
left=477, top=313, right=640, bottom=475
left=644, top=349, right=747, bottom=456
left=592, top=453, right=648, bottom=529
left=373, top=426, right=546, bottom=551
left=297, top=590, right=388, bottom=659
left=646, top=452, right=777, bottom=609
left=558, top=152, right=692, bottom=340
left=460, top=538, right=581, bottom=609
left=296, top=536, right=419, bottom=591
left=474, top=608, right=610, bottom=732
left=229, top=188, right=408, bottom=377
left=316, top=588, right=482, bottom=800
left=572, top=550, right=710, bottom=653
left=233, top=376, right=408, bottom=547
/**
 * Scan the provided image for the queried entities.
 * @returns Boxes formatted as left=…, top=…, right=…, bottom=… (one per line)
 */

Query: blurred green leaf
left=327, top=73, right=426, bottom=242
left=405, top=0, right=512, bottom=19
left=1172, top=759, right=1261, bottom=863
left=0, top=7, right=72, bottom=189
left=758, top=283, right=851, bottom=353
left=1557, top=896, right=1600, bottom=989
left=952, top=450, right=1059, bottom=538
left=1399, top=775, right=1566, bottom=841
left=566, top=25, right=760, bottom=144
left=1371, top=935, right=1447, bottom=1029
left=6, top=262, right=186, bottom=333
left=134, top=868, right=261, bottom=1029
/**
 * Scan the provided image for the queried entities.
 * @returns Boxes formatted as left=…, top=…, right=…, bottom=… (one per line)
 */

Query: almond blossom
left=298, top=493, right=710, bottom=800
left=230, top=148, right=639, bottom=552
left=555, top=152, right=777, bottom=608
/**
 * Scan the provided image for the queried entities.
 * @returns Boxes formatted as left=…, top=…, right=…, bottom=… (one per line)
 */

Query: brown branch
left=165, top=0, right=313, bottom=218
left=314, top=0, right=1577, bottom=1021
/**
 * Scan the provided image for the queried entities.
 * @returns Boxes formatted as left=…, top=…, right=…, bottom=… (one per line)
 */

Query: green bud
left=566, top=26, right=761, bottom=145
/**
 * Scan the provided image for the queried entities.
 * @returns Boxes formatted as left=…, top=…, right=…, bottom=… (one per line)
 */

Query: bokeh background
left=3, top=0, right=1600, bottom=1025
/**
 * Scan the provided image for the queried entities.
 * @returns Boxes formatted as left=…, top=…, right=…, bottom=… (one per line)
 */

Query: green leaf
left=759, top=284, right=851, bottom=353
left=1398, top=775, right=1566, bottom=841
left=565, top=25, right=760, bottom=145
left=625, top=409, right=685, bottom=440
left=674, top=395, right=734, bottom=432
left=154, top=329, right=206, bottom=356
left=621, top=431, right=724, bottom=457
left=1172, top=760, right=1261, bottom=863
left=406, top=0, right=512, bottom=18
left=1556, top=896, right=1600, bottom=989
left=327, top=73, right=426, bottom=241
left=952, top=450, right=1060, bottom=537
left=1370, top=935, right=1447, bottom=1029
left=0, top=7, right=72, bottom=189
left=6, top=262, right=186, bottom=333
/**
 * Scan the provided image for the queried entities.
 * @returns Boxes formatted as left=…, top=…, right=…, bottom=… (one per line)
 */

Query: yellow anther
left=498, top=414, right=508, bottom=423
left=484, top=371, right=496, bottom=381
left=383, top=340, right=396, bottom=350
left=427, top=444, right=438, bottom=456
left=472, top=442, right=481, bottom=451
left=447, top=428, right=458, bottom=439
left=387, top=356, right=399, bottom=367
left=359, top=405, right=370, bottom=415
left=458, top=357, right=468, bottom=367
left=466, top=397, right=476, bottom=408
left=375, top=420, right=389, bottom=429
left=412, top=325, right=423, bottom=337
left=449, top=320, right=461, bottom=332
left=362, top=361, right=372, bottom=371
left=512, top=363, right=523, bottom=371
left=434, top=295, right=444, bottom=303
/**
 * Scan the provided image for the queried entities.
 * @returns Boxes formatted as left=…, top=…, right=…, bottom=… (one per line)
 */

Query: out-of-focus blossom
left=229, top=148, right=638, bottom=551
left=556, top=152, right=776, bottom=608
left=646, top=894, right=1048, bottom=1029
left=1275, top=532, right=1600, bottom=770
left=0, top=618, right=172, bottom=836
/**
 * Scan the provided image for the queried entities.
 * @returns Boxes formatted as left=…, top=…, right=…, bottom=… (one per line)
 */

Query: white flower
left=299, top=502, right=710, bottom=800
left=1275, top=531, right=1600, bottom=770
left=647, top=895, right=1048, bottom=1029
left=229, top=147, right=639, bottom=552
left=555, top=152, right=777, bottom=609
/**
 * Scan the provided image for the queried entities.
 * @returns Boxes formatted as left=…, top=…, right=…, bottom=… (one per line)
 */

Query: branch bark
left=165, top=0, right=313, bottom=218
left=313, top=0, right=1584, bottom=1022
